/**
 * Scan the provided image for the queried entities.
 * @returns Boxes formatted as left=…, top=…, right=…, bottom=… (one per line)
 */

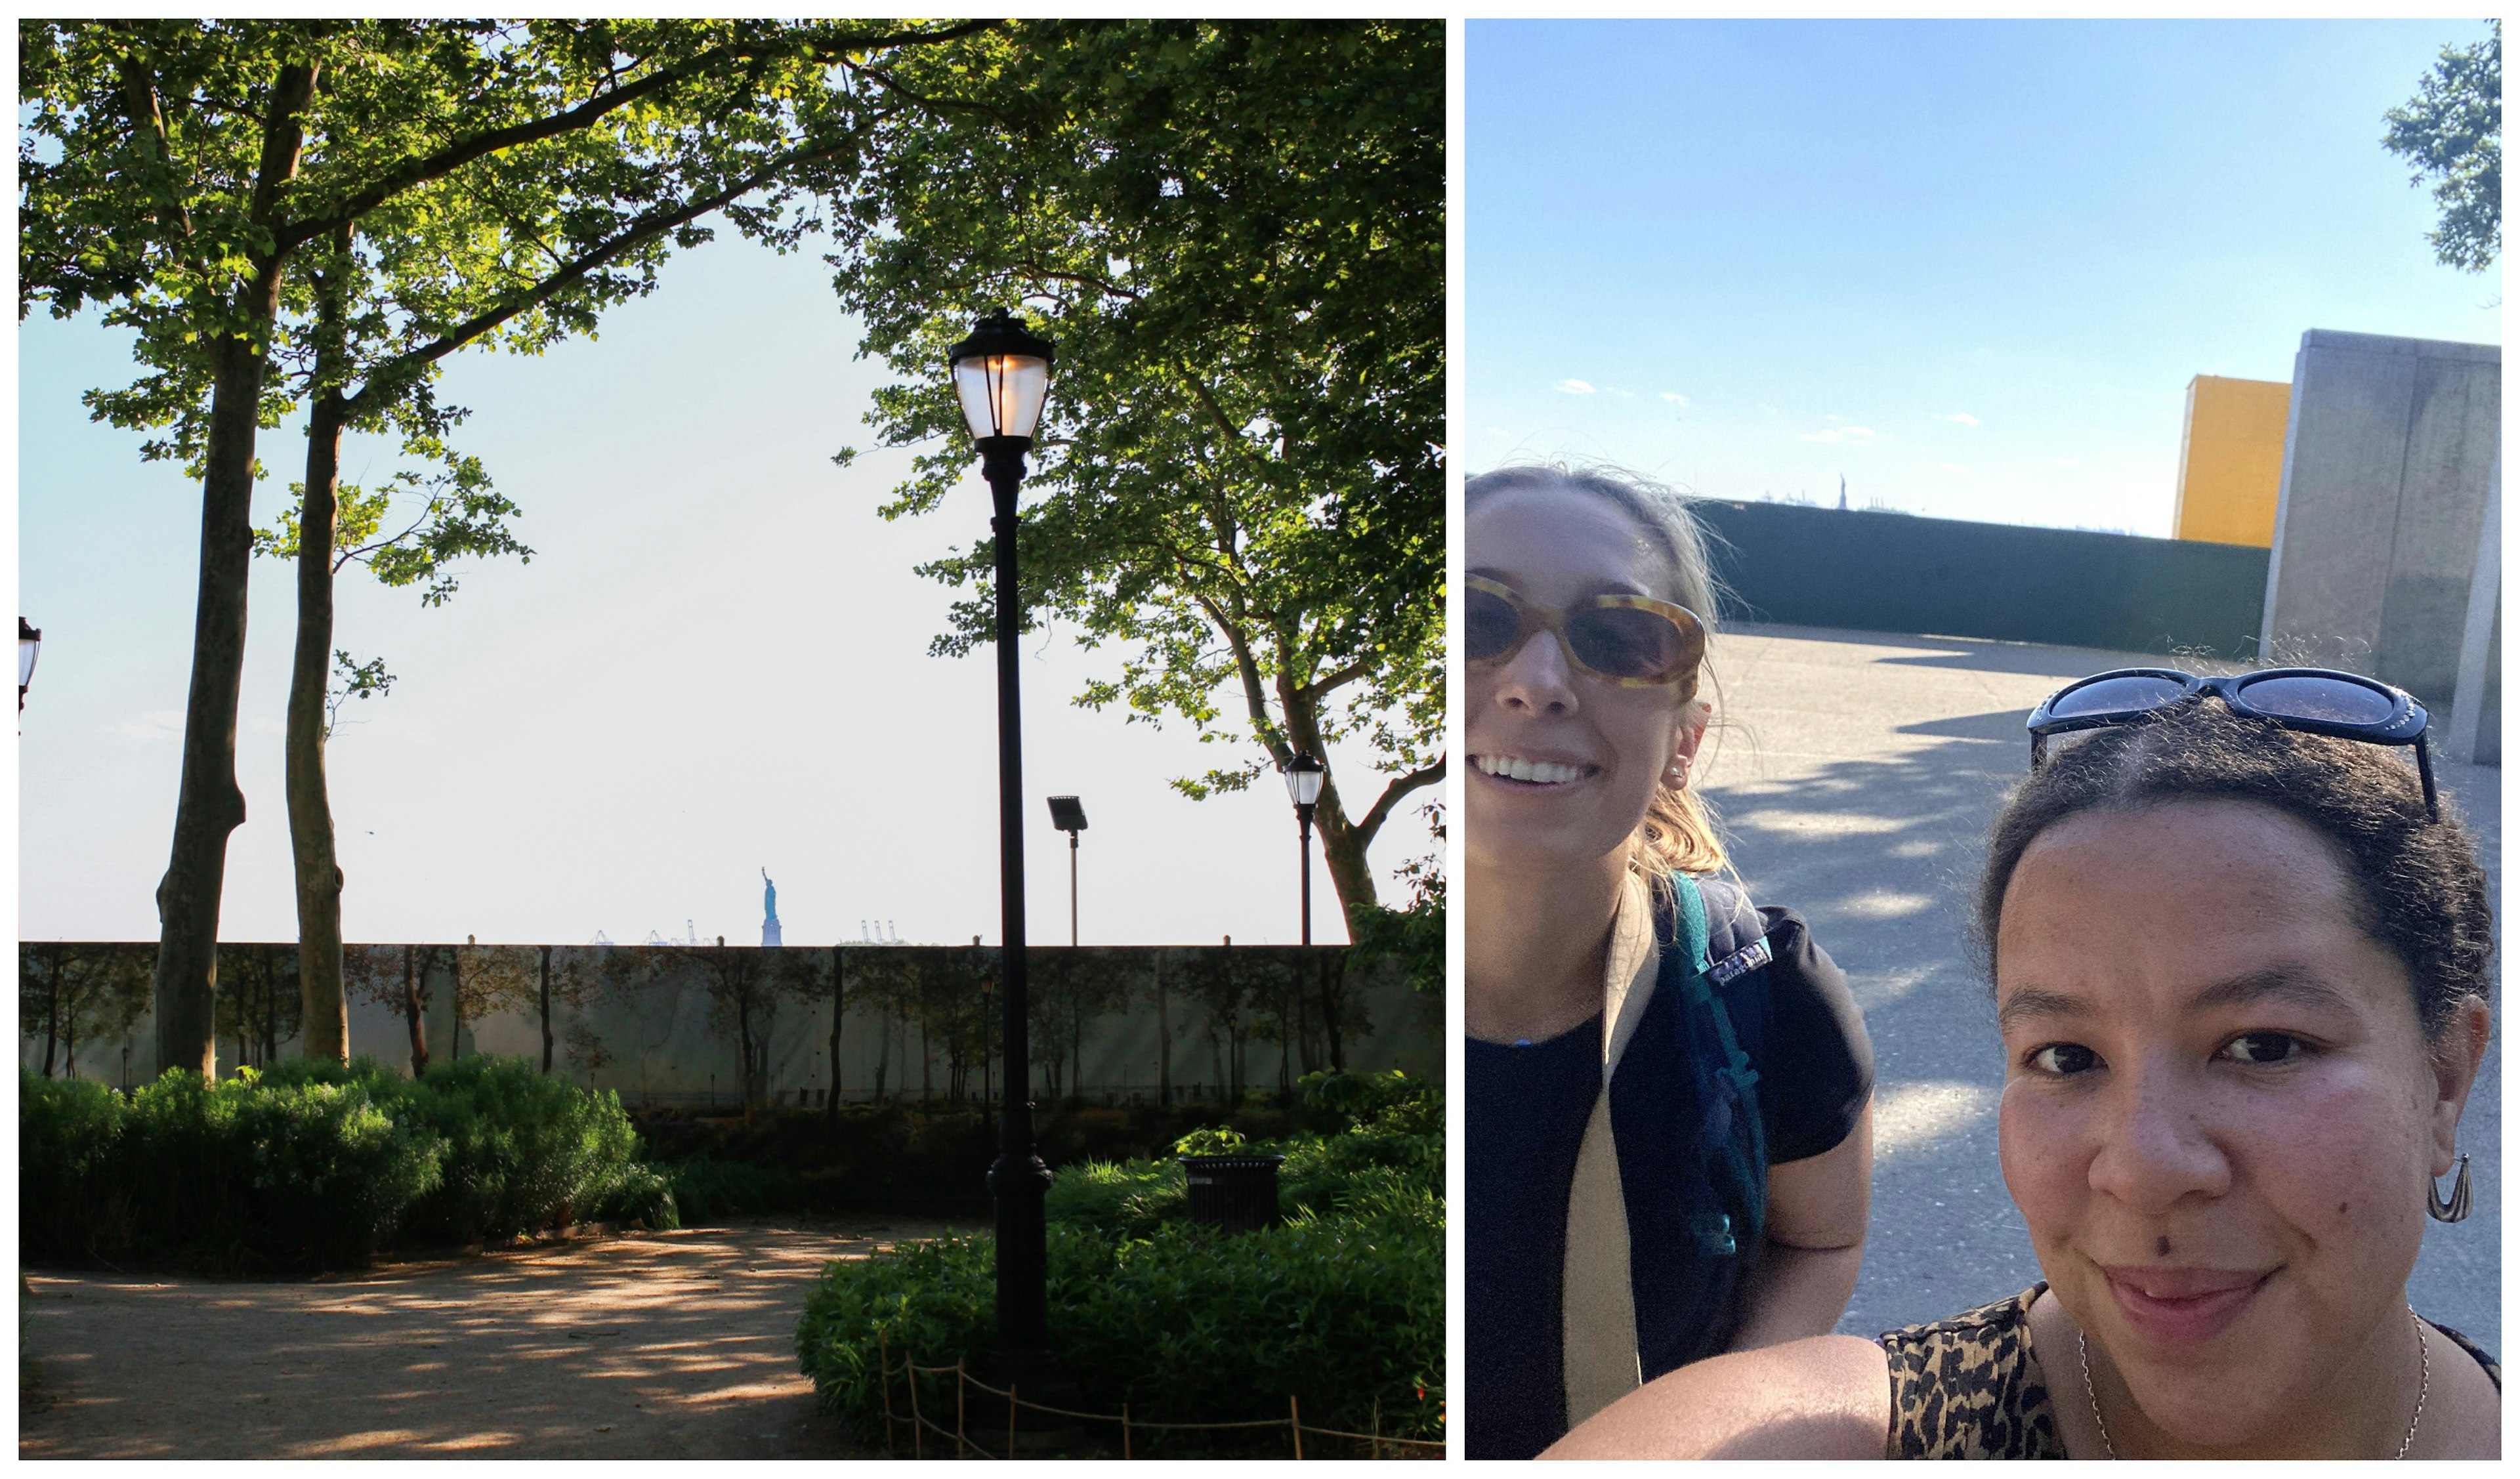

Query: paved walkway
left=1697, top=622, right=2500, bottom=1351
left=19, top=1218, right=976, bottom=1459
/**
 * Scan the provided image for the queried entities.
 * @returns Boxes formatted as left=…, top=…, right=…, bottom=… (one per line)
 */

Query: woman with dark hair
left=1465, top=463, right=1876, bottom=1459
left=1545, top=671, right=2499, bottom=1460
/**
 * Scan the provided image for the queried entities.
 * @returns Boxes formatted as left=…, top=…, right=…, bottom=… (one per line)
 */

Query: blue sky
left=1467, top=19, right=2502, bottom=533
left=19, top=238, right=1433, bottom=947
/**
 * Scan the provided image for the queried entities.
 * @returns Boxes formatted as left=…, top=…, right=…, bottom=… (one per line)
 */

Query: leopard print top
left=1881, top=1283, right=2502, bottom=1460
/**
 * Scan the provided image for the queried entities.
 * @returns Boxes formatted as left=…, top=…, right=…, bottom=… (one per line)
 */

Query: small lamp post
left=1046, top=795, right=1087, bottom=947
left=1283, top=751, right=1326, bottom=945
left=946, top=306, right=1067, bottom=1401
left=19, top=619, right=40, bottom=718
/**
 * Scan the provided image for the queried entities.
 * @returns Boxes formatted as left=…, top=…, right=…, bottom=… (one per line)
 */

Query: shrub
left=797, top=1207, right=1442, bottom=1453
left=1170, top=1125, right=1248, bottom=1157
left=20, top=1077, right=133, bottom=1258
left=20, top=1056, right=663, bottom=1270
left=388, top=1057, right=640, bottom=1243
left=1043, top=1156, right=1185, bottom=1241
left=659, top=1157, right=807, bottom=1225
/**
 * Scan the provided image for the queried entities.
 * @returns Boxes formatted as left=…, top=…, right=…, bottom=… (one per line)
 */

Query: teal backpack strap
left=1668, top=871, right=1769, bottom=1249
left=1671, top=867, right=1712, bottom=976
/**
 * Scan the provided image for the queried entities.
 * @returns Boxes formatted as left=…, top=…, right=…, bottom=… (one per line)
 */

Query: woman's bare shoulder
left=1542, top=1335, right=1891, bottom=1460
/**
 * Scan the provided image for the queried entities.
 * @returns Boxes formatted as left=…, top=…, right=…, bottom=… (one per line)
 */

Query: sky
left=1467, top=18, right=2502, bottom=535
left=18, top=236, right=1436, bottom=949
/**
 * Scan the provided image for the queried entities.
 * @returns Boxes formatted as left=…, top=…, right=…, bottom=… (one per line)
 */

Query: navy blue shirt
left=1465, top=1014, right=1605, bottom=1461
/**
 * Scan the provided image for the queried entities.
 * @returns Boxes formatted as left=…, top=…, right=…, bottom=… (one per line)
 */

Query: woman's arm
left=1729, top=1100, right=1872, bottom=1350
left=1543, top=1333, right=1892, bottom=1459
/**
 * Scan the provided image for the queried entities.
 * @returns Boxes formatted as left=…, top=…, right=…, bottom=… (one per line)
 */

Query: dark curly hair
left=1973, top=698, right=2494, bottom=1041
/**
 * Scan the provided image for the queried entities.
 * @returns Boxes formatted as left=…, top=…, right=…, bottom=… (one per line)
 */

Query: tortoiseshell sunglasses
left=1466, top=576, right=1707, bottom=688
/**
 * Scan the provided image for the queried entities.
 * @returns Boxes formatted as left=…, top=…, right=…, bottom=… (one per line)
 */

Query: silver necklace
left=2078, top=1304, right=2428, bottom=1459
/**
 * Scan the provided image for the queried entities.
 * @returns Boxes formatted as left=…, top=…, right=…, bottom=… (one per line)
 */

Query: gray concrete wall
left=2263, top=330, right=2501, bottom=710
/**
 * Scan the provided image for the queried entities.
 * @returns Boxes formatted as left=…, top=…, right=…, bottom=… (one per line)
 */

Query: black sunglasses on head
left=2025, top=667, right=2437, bottom=820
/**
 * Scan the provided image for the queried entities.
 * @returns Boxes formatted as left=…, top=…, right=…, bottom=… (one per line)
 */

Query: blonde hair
left=1466, top=462, right=1730, bottom=881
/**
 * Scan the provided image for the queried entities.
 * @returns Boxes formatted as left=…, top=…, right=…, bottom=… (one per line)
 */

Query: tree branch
left=1351, top=756, right=1445, bottom=846
left=342, top=136, right=853, bottom=416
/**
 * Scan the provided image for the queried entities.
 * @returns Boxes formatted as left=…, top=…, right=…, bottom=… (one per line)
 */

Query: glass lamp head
left=1284, top=751, right=1325, bottom=808
left=947, top=308, right=1055, bottom=442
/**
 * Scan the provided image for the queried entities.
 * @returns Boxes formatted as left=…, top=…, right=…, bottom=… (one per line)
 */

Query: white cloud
left=1554, top=379, right=1595, bottom=395
left=1660, top=392, right=1689, bottom=406
left=1934, top=412, right=1982, bottom=427
left=1798, top=426, right=1876, bottom=444
left=117, top=710, right=183, bottom=741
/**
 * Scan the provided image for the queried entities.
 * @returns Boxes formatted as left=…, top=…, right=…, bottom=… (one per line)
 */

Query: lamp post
left=1046, top=796, right=1087, bottom=947
left=1284, top=751, right=1325, bottom=945
left=947, top=306, right=1066, bottom=1401
left=19, top=619, right=40, bottom=717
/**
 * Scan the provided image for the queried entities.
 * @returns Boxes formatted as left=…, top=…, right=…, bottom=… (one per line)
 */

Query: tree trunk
left=152, top=61, right=317, bottom=1085
left=448, top=948, right=463, bottom=1063
left=824, top=948, right=843, bottom=1125
left=1155, top=957, right=1171, bottom=1110
left=43, top=948, right=62, bottom=1079
left=290, top=232, right=351, bottom=1060
left=402, top=944, right=429, bottom=1078
left=539, top=946, right=554, bottom=1073
left=736, top=985, right=756, bottom=1127
left=1319, top=953, right=1347, bottom=1072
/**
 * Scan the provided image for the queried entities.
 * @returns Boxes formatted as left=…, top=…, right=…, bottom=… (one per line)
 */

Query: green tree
left=20, top=20, right=996, bottom=1079
left=2384, top=20, right=2501, bottom=272
left=828, top=21, right=1444, bottom=922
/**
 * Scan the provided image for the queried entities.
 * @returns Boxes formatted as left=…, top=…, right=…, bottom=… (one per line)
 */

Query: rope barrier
left=870, top=1345, right=1444, bottom=1457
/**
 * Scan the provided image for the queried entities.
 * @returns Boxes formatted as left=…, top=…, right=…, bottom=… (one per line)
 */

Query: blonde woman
left=1465, top=464, right=1876, bottom=1459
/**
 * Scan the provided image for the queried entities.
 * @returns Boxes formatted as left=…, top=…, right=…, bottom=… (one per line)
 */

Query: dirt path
left=19, top=1217, right=980, bottom=1459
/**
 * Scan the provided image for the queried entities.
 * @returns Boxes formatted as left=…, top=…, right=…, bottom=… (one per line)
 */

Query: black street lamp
left=947, top=306, right=1068, bottom=1403
left=1046, top=795, right=1087, bottom=947
left=20, top=618, right=41, bottom=717
left=1284, top=751, right=1325, bottom=946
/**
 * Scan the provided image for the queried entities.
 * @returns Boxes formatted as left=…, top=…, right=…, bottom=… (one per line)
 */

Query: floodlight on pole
left=19, top=618, right=41, bottom=718
left=1047, top=795, right=1087, bottom=946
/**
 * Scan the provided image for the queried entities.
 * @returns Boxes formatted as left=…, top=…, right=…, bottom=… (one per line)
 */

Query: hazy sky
left=19, top=236, right=1436, bottom=948
left=1467, top=18, right=2502, bottom=533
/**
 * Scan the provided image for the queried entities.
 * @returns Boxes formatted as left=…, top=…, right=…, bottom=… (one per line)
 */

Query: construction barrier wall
left=18, top=942, right=1441, bottom=1107
left=1693, top=499, right=2272, bottom=659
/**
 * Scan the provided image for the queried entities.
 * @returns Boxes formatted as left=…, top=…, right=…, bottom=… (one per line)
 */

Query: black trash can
left=1179, top=1154, right=1285, bottom=1232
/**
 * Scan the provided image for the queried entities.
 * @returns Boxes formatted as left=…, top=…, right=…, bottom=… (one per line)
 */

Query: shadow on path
left=19, top=1217, right=979, bottom=1459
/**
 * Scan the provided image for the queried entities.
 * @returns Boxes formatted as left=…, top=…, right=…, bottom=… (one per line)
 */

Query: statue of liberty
left=761, top=868, right=782, bottom=948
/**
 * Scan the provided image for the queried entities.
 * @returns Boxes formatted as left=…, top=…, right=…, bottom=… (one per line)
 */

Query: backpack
left=1610, top=870, right=1776, bottom=1381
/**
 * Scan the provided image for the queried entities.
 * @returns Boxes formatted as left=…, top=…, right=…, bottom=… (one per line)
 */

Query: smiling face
left=1994, top=798, right=2477, bottom=1448
left=1465, top=484, right=1704, bottom=879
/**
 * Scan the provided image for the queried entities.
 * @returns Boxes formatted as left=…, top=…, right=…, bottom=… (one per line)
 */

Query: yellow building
left=2172, top=375, right=2292, bottom=547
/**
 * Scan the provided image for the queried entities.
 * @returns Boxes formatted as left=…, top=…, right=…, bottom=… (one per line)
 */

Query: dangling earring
left=2427, top=1154, right=2472, bottom=1223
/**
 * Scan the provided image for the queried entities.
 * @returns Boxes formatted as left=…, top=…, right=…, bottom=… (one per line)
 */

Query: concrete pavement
left=1695, top=621, right=2500, bottom=1352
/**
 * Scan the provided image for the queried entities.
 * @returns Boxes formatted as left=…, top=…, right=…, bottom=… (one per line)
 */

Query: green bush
left=21, top=1056, right=665, bottom=1270
left=796, top=1206, right=1442, bottom=1453
left=20, top=1077, right=133, bottom=1257
left=1170, top=1125, right=1248, bottom=1156
left=1043, top=1156, right=1185, bottom=1241
left=586, top=1161, right=681, bottom=1231
left=389, top=1057, right=641, bottom=1243
left=799, top=1098, right=1446, bottom=1453
left=660, top=1156, right=807, bottom=1225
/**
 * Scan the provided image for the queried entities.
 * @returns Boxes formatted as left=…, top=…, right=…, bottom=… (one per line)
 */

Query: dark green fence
left=1693, top=501, right=2270, bottom=659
